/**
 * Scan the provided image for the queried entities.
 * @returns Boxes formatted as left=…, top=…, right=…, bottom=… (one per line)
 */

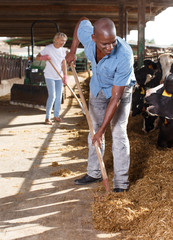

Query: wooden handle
left=48, top=59, right=85, bottom=115
left=71, top=63, right=110, bottom=192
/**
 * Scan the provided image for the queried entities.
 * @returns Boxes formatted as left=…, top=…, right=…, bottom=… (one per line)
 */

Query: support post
left=137, top=0, right=146, bottom=67
left=119, top=2, right=124, bottom=38
left=9, top=45, right=12, bottom=55
left=125, top=9, right=128, bottom=41
left=28, top=46, right=30, bottom=57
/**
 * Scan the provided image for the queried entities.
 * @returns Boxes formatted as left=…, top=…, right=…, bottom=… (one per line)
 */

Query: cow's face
left=131, top=85, right=146, bottom=116
left=142, top=111, right=159, bottom=133
left=164, top=73, right=173, bottom=94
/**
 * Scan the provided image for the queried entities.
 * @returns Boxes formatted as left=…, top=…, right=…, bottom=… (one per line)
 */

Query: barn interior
left=0, top=1, right=173, bottom=240
left=1, top=0, right=173, bottom=63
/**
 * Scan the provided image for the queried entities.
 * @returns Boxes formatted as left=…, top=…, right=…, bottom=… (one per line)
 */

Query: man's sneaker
left=113, top=188, right=128, bottom=193
left=74, top=174, right=102, bottom=185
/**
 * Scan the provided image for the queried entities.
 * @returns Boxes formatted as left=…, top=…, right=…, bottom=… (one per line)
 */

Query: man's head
left=92, top=18, right=117, bottom=55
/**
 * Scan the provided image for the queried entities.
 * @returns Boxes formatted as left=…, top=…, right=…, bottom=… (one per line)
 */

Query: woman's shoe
left=45, top=119, right=52, bottom=125
left=54, top=117, right=64, bottom=122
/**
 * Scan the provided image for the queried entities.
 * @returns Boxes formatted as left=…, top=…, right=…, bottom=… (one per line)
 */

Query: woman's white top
left=40, top=44, right=66, bottom=80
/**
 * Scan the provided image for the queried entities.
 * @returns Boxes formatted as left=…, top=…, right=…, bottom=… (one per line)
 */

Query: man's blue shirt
left=77, top=20, right=136, bottom=99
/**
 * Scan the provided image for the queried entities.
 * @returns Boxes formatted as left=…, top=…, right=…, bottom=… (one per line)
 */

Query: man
left=66, top=17, right=136, bottom=192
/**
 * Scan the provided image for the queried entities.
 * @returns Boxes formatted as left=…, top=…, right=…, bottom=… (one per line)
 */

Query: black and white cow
left=132, top=65, right=161, bottom=132
left=132, top=58, right=162, bottom=117
left=131, top=84, right=160, bottom=133
left=132, top=54, right=173, bottom=133
left=145, top=73, right=173, bottom=148
left=134, top=59, right=159, bottom=86
left=132, top=85, right=146, bottom=116
left=145, top=70, right=162, bottom=89
left=145, top=74, right=173, bottom=119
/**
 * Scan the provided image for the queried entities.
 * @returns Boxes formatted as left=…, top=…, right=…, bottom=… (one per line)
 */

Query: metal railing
left=75, top=58, right=88, bottom=72
left=0, top=53, right=28, bottom=84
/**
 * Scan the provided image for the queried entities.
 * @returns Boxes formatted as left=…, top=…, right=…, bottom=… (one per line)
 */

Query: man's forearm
left=91, top=90, right=123, bottom=147
left=70, top=17, right=88, bottom=54
left=100, top=98, right=120, bottom=133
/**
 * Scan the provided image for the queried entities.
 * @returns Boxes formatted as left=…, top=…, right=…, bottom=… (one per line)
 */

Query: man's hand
left=92, top=129, right=104, bottom=149
left=40, top=55, right=51, bottom=61
left=65, top=52, right=76, bottom=66
left=92, top=86, right=125, bottom=148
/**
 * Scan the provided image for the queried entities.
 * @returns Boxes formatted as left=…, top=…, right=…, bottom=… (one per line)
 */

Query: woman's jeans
left=87, top=87, right=132, bottom=189
left=45, top=78, right=63, bottom=119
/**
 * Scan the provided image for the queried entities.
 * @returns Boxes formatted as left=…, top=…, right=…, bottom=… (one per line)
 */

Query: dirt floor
left=0, top=73, right=119, bottom=240
left=0, top=72, right=173, bottom=240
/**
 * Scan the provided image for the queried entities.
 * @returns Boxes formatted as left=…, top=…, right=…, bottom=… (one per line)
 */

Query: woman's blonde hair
left=53, top=32, right=67, bottom=43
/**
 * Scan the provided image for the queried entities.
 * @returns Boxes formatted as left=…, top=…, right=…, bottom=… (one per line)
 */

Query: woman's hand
left=40, top=54, right=51, bottom=61
left=63, top=75, right=68, bottom=85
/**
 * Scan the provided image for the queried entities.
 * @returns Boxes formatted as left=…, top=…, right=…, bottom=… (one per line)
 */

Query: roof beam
left=0, top=0, right=172, bottom=6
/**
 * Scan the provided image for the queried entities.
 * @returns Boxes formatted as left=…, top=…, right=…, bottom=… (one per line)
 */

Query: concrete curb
left=0, top=78, right=24, bottom=97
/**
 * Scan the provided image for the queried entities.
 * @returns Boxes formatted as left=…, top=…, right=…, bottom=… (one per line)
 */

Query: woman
left=36, top=32, right=68, bottom=125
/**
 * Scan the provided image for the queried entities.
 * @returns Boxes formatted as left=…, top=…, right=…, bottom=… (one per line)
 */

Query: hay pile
left=50, top=168, right=73, bottom=177
left=92, top=115, right=173, bottom=239
left=50, top=162, right=80, bottom=177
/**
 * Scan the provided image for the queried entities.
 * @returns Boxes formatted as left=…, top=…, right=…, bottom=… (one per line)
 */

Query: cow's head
left=164, top=73, right=173, bottom=94
left=131, top=85, right=146, bottom=116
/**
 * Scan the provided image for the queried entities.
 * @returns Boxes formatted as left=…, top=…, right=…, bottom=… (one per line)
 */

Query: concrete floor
left=0, top=75, right=119, bottom=240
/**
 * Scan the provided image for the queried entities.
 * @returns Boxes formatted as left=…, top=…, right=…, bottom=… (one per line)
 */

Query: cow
left=145, top=73, right=173, bottom=148
left=164, top=72, right=173, bottom=94
left=131, top=72, right=162, bottom=118
left=131, top=84, right=146, bottom=116
left=131, top=85, right=160, bottom=133
left=159, top=53, right=173, bottom=83
left=132, top=55, right=173, bottom=133
left=131, top=71, right=161, bottom=132
left=132, top=59, right=162, bottom=117
left=145, top=74, right=173, bottom=119
left=134, top=59, right=158, bottom=86
left=145, top=70, right=162, bottom=88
